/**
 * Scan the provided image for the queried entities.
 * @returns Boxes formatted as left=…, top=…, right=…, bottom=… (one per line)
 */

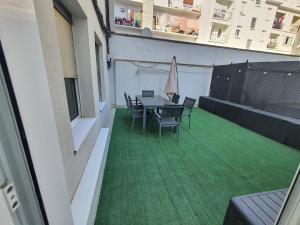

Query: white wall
left=33, top=0, right=113, bottom=200
left=0, top=1, right=74, bottom=224
left=115, top=60, right=211, bottom=106
left=110, top=34, right=299, bottom=106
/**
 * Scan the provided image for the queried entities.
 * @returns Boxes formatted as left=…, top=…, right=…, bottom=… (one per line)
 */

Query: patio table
left=136, top=95, right=174, bottom=134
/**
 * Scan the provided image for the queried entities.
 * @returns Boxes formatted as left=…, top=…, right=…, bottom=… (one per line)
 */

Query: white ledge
left=71, top=128, right=110, bottom=225
left=99, top=101, right=107, bottom=112
left=72, top=118, right=96, bottom=153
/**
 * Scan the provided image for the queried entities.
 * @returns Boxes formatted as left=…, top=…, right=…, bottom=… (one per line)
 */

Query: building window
left=283, top=36, right=293, bottom=46
left=95, top=42, right=102, bottom=101
left=246, top=39, right=252, bottom=49
left=256, top=0, right=261, bottom=7
left=64, top=78, right=79, bottom=120
left=235, top=25, right=242, bottom=38
left=250, top=17, right=257, bottom=30
left=273, top=12, right=285, bottom=30
left=54, top=6, right=80, bottom=121
left=266, top=7, right=273, bottom=21
left=261, top=30, right=266, bottom=41
left=217, top=28, right=222, bottom=38
left=240, top=1, right=247, bottom=16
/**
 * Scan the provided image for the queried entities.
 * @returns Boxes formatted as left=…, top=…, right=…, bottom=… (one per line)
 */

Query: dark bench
left=223, top=189, right=288, bottom=225
left=198, top=96, right=300, bottom=150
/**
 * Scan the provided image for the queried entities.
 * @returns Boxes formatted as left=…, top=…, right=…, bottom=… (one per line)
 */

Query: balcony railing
left=213, top=8, right=233, bottom=21
left=267, top=41, right=278, bottom=49
left=290, top=24, right=300, bottom=33
left=272, top=21, right=284, bottom=30
left=209, top=34, right=228, bottom=43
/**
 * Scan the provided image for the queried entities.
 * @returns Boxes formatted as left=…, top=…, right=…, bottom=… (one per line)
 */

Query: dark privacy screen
left=210, top=61, right=300, bottom=119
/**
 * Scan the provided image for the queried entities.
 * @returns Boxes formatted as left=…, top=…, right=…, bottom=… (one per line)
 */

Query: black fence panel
left=210, top=61, right=300, bottom=120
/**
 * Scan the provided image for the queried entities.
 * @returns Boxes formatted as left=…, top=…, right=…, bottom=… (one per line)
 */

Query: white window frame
left=54, top=1, right=81, bottom=122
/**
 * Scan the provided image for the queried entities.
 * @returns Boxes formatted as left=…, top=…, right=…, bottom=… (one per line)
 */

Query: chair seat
left=181, top=108, right=191, bottom=116
left=132, top=105, right=143, bottom=110
left=159, top=117, right=179, bottom=126
left=132, top=111, right=143, bottom=117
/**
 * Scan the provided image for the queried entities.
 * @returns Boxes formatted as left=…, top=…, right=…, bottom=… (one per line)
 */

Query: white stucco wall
left=1, top=0, right=113, bottom=224
left=115, top=60, right=212, bottom=106
left=33, top=0, right=113, bottom=200
left=0, top=1, right=74, bottom=224
left=110, top=34, right=300, bottom=106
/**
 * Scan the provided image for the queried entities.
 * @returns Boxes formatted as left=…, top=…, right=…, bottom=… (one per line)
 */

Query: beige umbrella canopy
left=165, top=56, right=179, bottom=100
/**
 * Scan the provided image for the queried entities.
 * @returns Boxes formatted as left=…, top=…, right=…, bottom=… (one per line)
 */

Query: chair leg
left=131, top=117, right=135, bottom=130
left=177, top=125, right=179, bottom=141
left=188, top=116, right=191, bottom=129
left=159, top=125, right=162, bottom=142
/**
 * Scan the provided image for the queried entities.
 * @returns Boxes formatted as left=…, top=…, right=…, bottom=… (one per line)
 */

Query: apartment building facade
left=112, top=0, right=300, bottom=55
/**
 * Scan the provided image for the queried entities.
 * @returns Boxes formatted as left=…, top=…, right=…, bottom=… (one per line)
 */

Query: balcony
left=212, top=8, right=233, bottom=21
left=267, top=41, right=279, bottom=49
left=153, top=4, right=201, bottom=18
left=290, top=24, right=300, bottom=33
left=209, top=33, right=228, bottom=43
left=272, top=22, right=284, bottom=30
left=272, top=12, right=285, bottom=30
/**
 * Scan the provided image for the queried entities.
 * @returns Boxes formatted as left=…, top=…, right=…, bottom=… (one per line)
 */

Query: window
left=261, top=30, right=266, bottom=41
left=250, top=17, right=257, bottom=30
left=95, top=42, right=102, bottom=101
left=256, top=0, right=261, bottom=7
left=283, top=36, right=293, bottom=46
left=240, top=1, right=247, bottom=16
left=266, top=8, right=273, bottom=21
left=246, top=39, right=252, bottom=49
left=217, top=28, right=222, bottom=38
left=64, top=78, right=79, bottom=120
left=54, top=6, right=79, bottom=121
left=235, top=25, right=242, bottom=38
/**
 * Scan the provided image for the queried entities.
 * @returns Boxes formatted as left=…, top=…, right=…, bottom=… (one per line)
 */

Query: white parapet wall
left=115, top=59, right=212, bottom=106
left=109, top=34, right=300, bottom=107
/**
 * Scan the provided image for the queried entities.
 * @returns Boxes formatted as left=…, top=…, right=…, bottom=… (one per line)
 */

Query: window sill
left=99, top=101, right=107, bottom=113
left=71, top=128, right=110, bottom=225
left=72, top=118, right=96, bottom=154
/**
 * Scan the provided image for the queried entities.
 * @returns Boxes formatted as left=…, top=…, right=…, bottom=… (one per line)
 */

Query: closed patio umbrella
left=165, top=56, right=179, bottom=100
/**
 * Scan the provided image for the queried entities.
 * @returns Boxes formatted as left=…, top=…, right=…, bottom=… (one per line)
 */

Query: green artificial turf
left=95, top=108, right=300, bottom=225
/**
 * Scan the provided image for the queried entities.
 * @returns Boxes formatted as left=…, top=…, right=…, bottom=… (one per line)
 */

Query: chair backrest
left=124, top=92, right=130, bottom=108
left=161, top=105, right=184, bottom=118
left=183, top=97, right=196, bottom=110
left=127, top=95, right=133, bottom=109
left=142, top=90, right=154, bottom=97
left=171, top=94, right=180, bottom=104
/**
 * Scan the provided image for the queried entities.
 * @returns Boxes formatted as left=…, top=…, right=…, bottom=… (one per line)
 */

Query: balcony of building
left=212, top=0, right=234, bottom=24
left=153, top=0, right=201, bottom=17
left=209, top=25, right=229, bottom=44
left=272, top=12, right=285, bottom=30
left=267, top=33, right=280, bottom=49
left=289, top=16, right=300, bottom=33
left=212, top=8, right=233, bottom=22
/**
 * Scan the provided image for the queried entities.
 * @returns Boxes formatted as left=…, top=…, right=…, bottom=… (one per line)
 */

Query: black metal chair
left=181, top=97, right=196, bottom=129
left=124, top=92, right=141, bottom=111
left=142, top=90, right=154, bottom=97
left=171, top=94, right=180, bottom=104
left=154, top=105, right=184, bottom=142
left=124, top=92, right=130, bottom=111
left=128, top=95, right=143, bottom=130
